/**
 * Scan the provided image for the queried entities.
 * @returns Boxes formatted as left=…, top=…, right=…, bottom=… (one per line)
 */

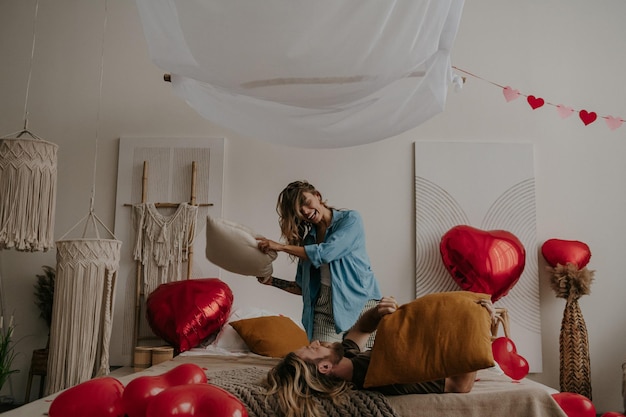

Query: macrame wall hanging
left=132, top=202, right=197, bottom=297
left=45, top=0, right=121, bottom=395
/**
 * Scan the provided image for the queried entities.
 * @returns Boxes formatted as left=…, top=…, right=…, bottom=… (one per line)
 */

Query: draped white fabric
left=135, top=0, right=465, bottom=148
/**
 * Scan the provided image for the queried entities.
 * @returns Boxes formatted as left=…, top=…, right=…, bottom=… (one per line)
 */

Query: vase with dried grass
left=548, top=262, right=594, bottom=399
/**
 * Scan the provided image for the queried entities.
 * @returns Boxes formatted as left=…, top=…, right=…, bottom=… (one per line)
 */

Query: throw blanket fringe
left=208, top=367, right=400, bottom=417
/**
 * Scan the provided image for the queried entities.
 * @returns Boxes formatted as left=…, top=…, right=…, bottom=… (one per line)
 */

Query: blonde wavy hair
left=276, top=181, right=331, bottom=253
left=263, top=352, right=351, bottom=417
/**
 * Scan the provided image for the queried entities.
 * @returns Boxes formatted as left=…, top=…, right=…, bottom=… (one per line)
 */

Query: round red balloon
left=551, top=392, right=596, bottom=417
left=145, top=384, right=248, bottom=417
left=440, top=225, right=526, bottom=302
left=124, top=363, right=208, bottom=417
left=49, top=377, right=125, bottom=417
left=491, top=337, right=529, bottom=380
left=146, top=278, right=233, bottom=352
left=541, top=239, right=591, bottom=269
left=601, top=413, right=626, bottom=417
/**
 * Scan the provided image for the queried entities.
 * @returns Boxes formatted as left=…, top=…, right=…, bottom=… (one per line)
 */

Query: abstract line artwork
left=414, top=141, right=542, bottom=371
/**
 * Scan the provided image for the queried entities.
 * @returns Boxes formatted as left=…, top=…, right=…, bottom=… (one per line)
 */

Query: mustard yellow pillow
left=229, top=315, right=309, bottom=358
left=363, top=291, right=495, bottom=388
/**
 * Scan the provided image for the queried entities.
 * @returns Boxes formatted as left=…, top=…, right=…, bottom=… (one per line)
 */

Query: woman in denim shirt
left=257, top=180, right=382, bottom=344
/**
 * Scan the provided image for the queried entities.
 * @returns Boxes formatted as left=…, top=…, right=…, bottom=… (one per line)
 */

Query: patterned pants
left=312, top=285, right=377, bottom=349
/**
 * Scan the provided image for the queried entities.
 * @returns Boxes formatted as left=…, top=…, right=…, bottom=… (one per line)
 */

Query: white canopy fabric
left=135, top=0, right=465, bottom=148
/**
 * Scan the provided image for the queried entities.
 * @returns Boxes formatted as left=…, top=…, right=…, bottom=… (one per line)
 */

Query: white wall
left=1, top=0, right=625, bottom=413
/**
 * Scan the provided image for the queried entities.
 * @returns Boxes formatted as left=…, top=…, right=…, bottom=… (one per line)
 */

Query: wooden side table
left=24, top=348, right=48, bottom=403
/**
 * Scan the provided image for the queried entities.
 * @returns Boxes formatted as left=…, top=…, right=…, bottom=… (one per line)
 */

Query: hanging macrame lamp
left=47, top=227, right=121, bottom=393
left=135, top=0, right=465, bottom=148
left=1, top=0, right=57, bottom=252
left=0, top=133, right=58, bottom=252
left=45, top=0, right=122, bottom=394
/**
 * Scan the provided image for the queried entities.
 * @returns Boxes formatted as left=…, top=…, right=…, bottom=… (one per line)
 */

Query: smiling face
left=297, top=191, right=328, bottom=224
left=294, top=340, right=344, bottom=365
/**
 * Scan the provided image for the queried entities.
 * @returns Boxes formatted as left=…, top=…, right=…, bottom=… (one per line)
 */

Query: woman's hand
left=256, top=237, right=282, bottom=254
left=257, top=276, right=272, bottom=285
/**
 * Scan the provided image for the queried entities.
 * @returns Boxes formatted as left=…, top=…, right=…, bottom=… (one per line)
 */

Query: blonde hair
left=263, top=352, right=351, bottom=417
left=277, top=181, right=330, bottom=251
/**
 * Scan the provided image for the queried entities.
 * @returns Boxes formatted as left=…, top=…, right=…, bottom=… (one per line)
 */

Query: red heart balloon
left=601, top=413, right=626, bottom=417
left=440, top=225, right=526, bottom=302
left=551, top=392, right=596, bottom=417
left=145, top=384, right=248, bottom=417
left=541, top=239, right=591, bottom=269
left=146, top=278, right=233, bottom=352
left=491, top=337, right=529, bottom=380
left=123, top=363, right=208, bottom=417
left=49, top=377, right=125, bottom=417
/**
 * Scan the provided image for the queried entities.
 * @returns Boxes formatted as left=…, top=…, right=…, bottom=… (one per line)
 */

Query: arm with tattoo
left=257, top=276, right=302, bottom=295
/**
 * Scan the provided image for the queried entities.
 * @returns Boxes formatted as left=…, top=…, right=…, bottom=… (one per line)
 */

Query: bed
left=2, top=303, right=568, bottom=417
left=1, top=350, right=567, bottom=417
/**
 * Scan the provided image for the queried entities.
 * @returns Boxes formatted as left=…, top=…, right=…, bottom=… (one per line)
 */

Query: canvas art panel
left=414, top=141, right=542, bottom=371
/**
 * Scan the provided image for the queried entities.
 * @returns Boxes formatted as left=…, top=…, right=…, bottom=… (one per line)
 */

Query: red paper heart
left=491, top=337, right=529, bottom=380
left=579, top=110, right=597, bottom=125
left=49, top=377, right=125, bottom=417
left=551, top=392, right=596, bottom=417
left=527, top=95, right=545, bottom=110
left=146, top=278, right=233, bottom=352
left=541, top=239, right=591, bottom=269
left=440, top=225, right=526, bottom=302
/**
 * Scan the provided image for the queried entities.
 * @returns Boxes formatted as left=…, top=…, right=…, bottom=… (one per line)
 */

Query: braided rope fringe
left=0, top=138, right=57, bottom=251
left=46, top=239, right=121, bottom=395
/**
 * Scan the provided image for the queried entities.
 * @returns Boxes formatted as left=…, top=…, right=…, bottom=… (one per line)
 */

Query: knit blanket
left=208, top=366, right=400, bottom=417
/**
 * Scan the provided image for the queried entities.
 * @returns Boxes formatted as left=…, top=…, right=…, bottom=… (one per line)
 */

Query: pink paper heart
left=502, top=86, right=520, bottom=102
left=527, top=95, right=545, bottom=110
left=579, top=110, right=597, bottom=125
left=605, top=115, right=624, bottom=130
left=556, top=104, right=575, bottom=119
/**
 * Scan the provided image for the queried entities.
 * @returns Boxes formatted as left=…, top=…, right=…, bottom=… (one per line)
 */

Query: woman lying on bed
left=264, top=297, right=477, bottom=417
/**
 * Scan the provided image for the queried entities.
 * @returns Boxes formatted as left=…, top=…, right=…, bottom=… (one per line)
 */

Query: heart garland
left=451, top=67, right=626, bottom=131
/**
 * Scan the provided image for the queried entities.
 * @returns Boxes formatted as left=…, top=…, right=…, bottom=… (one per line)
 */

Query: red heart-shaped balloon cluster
left=440, top=225, right=526, bottom=302
left=48, top=377, right=125, bottom=417
left=551, top=392, right=596, bottom=417
left=541, top=238, right=591, bottom=269
left=124, top=363, right=208, bottom=417
left=49, top=364, right=248, bottom=417
left=146, top=384, right=248, bottom=417
left=146, top=278, right=234, bottom=352
left=491, top=337, right=529, bottom=381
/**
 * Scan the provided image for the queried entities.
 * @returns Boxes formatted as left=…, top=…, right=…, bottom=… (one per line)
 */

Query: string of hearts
left=452, top=66, right=625, bottom=131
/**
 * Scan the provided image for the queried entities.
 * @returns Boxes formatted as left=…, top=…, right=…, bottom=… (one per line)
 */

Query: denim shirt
left=296, top=209, right=382, bottom=339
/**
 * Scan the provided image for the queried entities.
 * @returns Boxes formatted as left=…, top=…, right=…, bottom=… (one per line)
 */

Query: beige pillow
left=230, top=316, right=309, bottom=358
left=205, top=215, right=277, bottom=277
left=363, top=291, right=495, bottom=388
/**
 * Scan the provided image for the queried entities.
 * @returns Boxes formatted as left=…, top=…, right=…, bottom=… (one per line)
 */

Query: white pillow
left=205, top=216, right=277, bottom=278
